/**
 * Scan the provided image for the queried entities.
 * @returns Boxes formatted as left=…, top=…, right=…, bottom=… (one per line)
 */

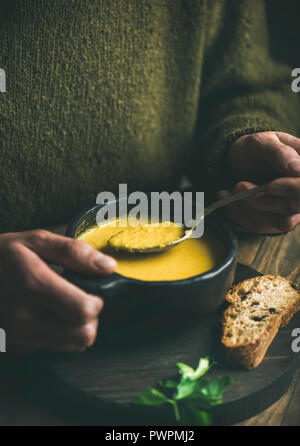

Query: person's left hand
left=219, top=131, right=300, bottom=234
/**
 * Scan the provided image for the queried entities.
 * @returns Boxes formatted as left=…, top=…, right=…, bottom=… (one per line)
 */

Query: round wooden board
left=25, top=264, right=299, bottom=426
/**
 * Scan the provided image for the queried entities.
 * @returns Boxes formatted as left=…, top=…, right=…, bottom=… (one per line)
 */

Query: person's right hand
left=0, top=229, right=117, bottom=352
left=219, top=132, right=300, bottom=233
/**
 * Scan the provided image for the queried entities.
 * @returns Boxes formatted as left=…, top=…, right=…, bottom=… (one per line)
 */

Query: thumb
left=264, top=140, right=300, bottom=177
left=23, top=230, right=117, bottom=275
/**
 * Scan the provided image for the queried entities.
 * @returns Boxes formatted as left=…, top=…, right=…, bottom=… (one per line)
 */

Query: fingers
left=0, top=230, right=110, bottom=353
left=276, top=132, right=300, bottom=154
left=3, top=243, right=104, bottom=325
left=218, top=190, right=259, bottom=232
left=262, top=139, right=300, bottom=177
left=51, top=319, right=99, bottom=353
left=230, top=132, right=300, bottom=180
left=269, top=177, right=300, bottom=197
left=221, top=198, right=300, bottom=233
left=233, top=181, right=300, bottom=216
left=218, top=185, right=300, bottom=234
left=41, top=318, right=99, bottom=352
left=22, top=230, right=117, bottom=276
left=2, top=304, right=99, bottom=352
left=222, top=131, right=300, bottom=233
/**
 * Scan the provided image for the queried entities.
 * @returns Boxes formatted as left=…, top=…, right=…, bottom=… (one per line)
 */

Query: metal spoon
left=109, top=183, right=268, bottom=254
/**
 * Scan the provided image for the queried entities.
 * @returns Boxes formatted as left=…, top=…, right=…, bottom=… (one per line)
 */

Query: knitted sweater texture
left=0, top=0, right=299, bottom=232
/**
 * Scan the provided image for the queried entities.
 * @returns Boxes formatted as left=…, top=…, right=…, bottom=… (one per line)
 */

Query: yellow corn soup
left=78, top=219, right=224, bottom=282
left=108, top=221, right=183, bottom=251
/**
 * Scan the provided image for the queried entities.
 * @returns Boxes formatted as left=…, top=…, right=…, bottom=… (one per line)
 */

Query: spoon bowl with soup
left=106, top=184, right=267, bottom=254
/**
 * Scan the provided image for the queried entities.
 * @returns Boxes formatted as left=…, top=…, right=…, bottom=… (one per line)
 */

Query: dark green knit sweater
left=0, top=0, right=299, bottom=232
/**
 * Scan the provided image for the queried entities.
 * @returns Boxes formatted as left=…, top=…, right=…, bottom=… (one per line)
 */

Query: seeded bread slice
left=221, top=275, right=300, bottom=369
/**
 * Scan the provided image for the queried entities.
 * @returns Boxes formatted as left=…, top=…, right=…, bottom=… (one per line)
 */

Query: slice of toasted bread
left=221, top=275, right=300, bottom=369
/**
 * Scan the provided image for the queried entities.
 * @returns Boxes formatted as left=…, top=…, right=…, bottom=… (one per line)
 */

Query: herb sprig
left=132, top=357, right=232, bottom=426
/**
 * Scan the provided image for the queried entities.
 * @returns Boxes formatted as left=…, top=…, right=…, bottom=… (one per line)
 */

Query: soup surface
left=78, top=219, right=224, bottom=282
left=108, top=221, right=183, bottom=251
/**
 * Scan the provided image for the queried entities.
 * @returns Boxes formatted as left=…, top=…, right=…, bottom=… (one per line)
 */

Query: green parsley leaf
left=131, top=357, right=232, bottom=426
left=174, top=379, right=199, bottom=401
left=132, top=387, right=171, bottom=406
left=199, top=375, right=232, bottom=406
left=163, top=379, right=178, bottom=389
left=177, top=357, right=211, bottom=381
left=180, top=404, right=212, bottom=426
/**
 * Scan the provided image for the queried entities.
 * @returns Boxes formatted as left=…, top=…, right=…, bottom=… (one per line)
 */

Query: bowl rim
left=66, top=202, right=238, bottom=287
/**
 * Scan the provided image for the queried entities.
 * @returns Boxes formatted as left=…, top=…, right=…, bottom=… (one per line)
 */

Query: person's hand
left=219, top=132, right=300, bottom=233
left=0, top=229, right=117, bottom=352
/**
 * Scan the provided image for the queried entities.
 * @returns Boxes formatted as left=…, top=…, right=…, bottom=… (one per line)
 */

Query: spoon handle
left=204, top=183, right=268, bottom=217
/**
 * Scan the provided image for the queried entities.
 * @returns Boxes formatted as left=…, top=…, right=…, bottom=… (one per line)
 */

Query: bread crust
left=222, top=314, right=281, bottom=369
left=221, top=275, right=300, bottom=369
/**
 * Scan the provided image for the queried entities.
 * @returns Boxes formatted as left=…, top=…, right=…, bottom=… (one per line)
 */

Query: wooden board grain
left=24, top=264, right=300, bottom=426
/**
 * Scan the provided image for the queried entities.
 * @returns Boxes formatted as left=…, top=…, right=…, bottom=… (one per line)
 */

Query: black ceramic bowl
left=64, top=200, right=237, bottom=331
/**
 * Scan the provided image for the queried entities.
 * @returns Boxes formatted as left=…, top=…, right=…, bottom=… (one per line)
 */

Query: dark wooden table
left=0, top=224, right=299, bottom=426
